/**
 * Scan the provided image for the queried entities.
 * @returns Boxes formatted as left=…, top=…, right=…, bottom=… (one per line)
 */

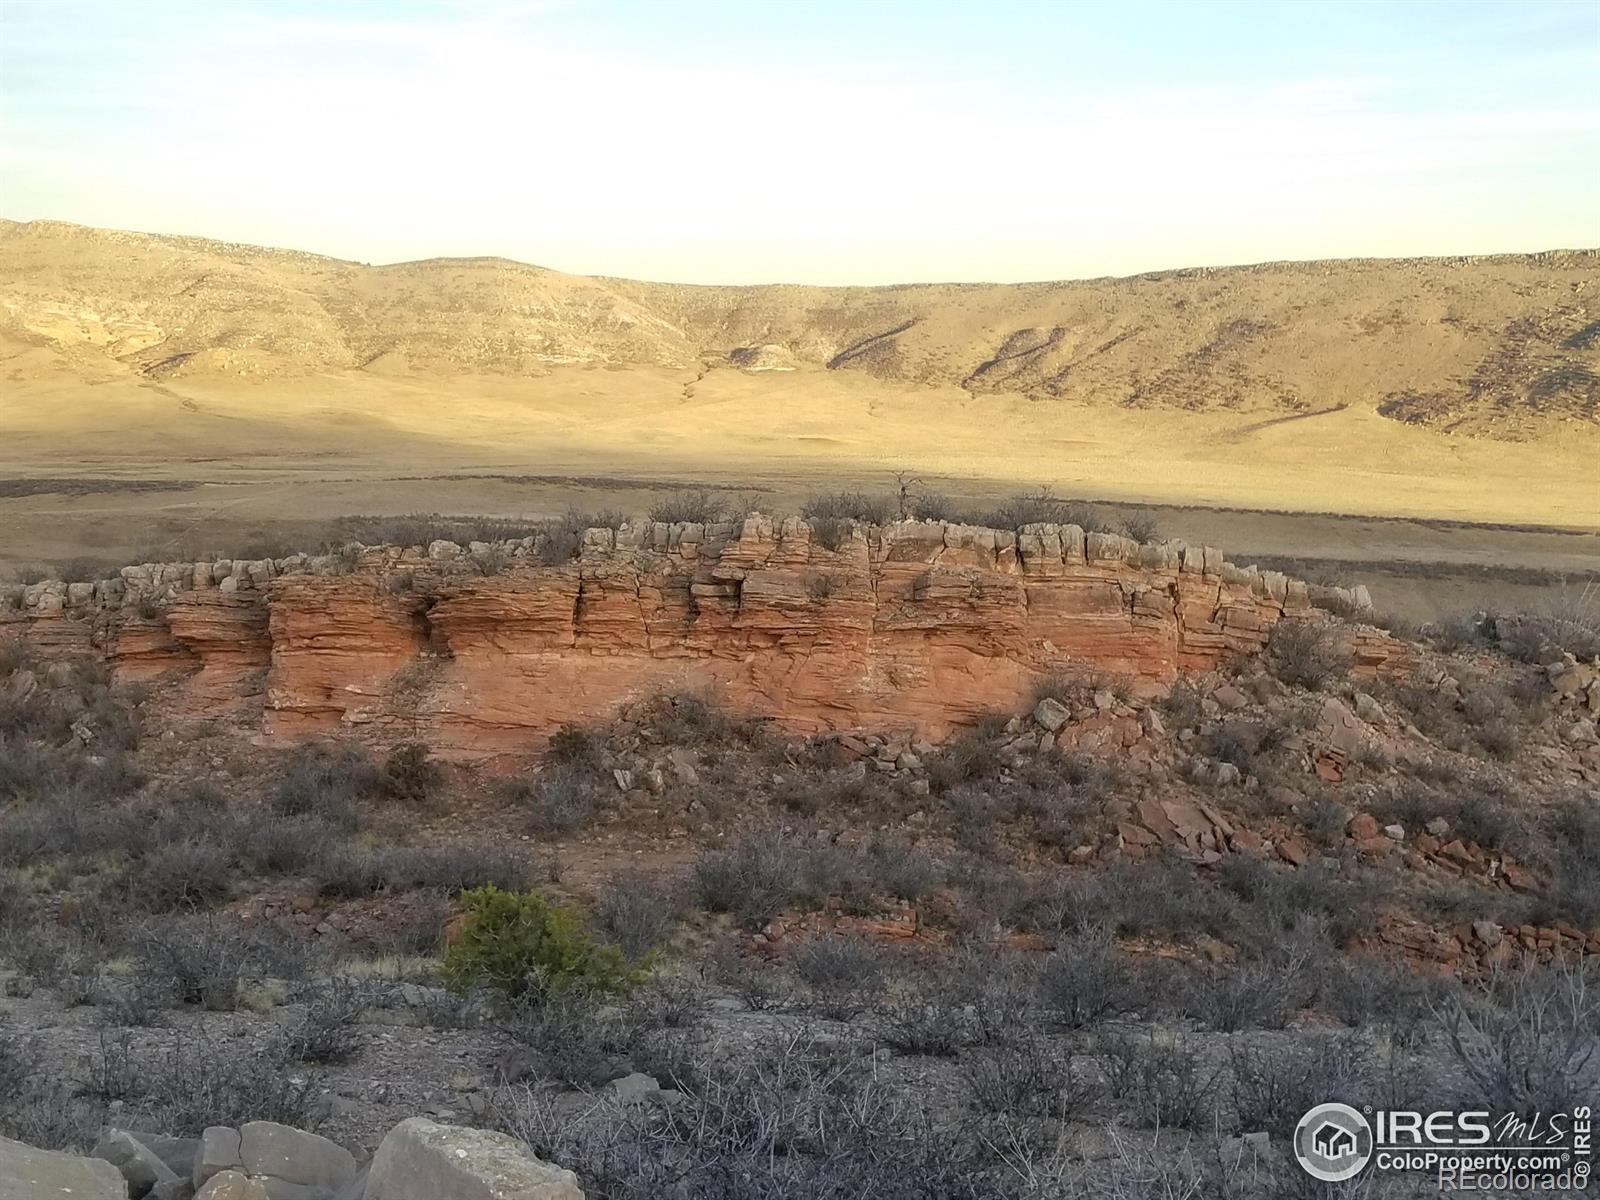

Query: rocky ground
left=2, top=596, right=1598, bottom=1197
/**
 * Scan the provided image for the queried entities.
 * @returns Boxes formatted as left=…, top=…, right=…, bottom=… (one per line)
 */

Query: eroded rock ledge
left=1, top=516, right=1403, bottom=755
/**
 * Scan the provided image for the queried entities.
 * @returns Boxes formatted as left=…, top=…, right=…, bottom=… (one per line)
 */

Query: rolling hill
left=3, top=219, right=1596, bottom=441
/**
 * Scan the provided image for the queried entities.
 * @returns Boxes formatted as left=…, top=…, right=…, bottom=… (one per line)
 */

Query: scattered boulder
left=366, top=1118, right=583, bottom=1200
left=1032, top=697, right=1069, bottom=731
left=606, top=1072, right=662, bottom=1105
left=1212, top=685, right=1249, bottom=712
left=666, top=747, right=699, bottom=784
left=1277, top=837, right=1309, bottom=867
left=1563, top=719, right=1597, bottom=744
left=1346, top=813, right=1380, bottom=841
left=10, top=1114, right=575, bottom=1200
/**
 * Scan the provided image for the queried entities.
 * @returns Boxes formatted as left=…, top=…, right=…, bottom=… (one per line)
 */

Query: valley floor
left=1, top=355, right=1597, bottom=620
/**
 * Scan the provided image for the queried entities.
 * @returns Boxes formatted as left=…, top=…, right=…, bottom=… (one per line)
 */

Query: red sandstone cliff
left=0, top=516, right=1404, bottom=756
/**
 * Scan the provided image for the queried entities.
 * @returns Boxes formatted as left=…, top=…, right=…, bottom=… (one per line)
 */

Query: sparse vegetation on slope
left=1, top=578, right=1598, bottom=1195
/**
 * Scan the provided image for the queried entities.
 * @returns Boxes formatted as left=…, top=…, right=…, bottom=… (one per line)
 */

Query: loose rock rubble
left=1368, top=914, right=1600, bottom=974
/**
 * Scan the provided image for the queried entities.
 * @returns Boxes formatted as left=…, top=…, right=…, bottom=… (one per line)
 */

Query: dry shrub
left=270, top=743, right=378, bottom=831
left=790, top=936, right=887, bottom=1019
left=381, top=741, right=443, bottom=804
left=692, top=829, right=799, bottom=928
left=1266, top=621, right=1351, bottom=691
left=507, top=762, right=602, bottom=835
left=648, top=488, right=729, bottom=524
left=595, top=873, right=682, bottom=963
left=1036, top=933, right=1144, bottom=1030
left=963, top=486, right=1108, bottom=533
left=1099, top=1031, right=1221, bottom=1131
left=1229, top=1034, right=1376, bottom=1140
left=1119, top=512, right=1162, bottom=542
left=1441, top=958, right=1600, bottom=1113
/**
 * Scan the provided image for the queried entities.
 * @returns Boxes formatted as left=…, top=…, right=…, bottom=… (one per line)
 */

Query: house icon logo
left=1314, top=1123, right=1355, bottom=1158
left=1294, top=1103, right=1374, bottom=1182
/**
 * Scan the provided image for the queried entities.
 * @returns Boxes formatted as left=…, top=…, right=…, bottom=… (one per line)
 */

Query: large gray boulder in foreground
left=366, top=1119, right=583, bottom=1200
left=0, top=1133, right=128, bottom=1200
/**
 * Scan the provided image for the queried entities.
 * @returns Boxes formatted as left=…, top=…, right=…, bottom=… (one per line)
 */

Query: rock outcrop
left=727, top=343, right=798, bottom=371
left=1, top=516, right=1407, bottom=757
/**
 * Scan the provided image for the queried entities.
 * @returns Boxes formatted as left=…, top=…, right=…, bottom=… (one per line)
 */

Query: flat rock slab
left=1, top=1134, right=128, bottom=1200
left=367, top=1118, right=583, bottom=1200
left=238, top=1123, right=357, bottom=1193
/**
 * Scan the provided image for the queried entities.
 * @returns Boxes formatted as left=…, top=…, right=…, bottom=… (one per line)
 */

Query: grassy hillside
left=3, top=219, right=1595, bottom=440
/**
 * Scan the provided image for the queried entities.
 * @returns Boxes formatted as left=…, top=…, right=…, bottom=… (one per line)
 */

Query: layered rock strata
left=0, top=516, right=1401, bottom=755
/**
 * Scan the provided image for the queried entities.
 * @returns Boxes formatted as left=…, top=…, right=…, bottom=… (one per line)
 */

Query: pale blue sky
left=1, top=0, right=1596, bottom=283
